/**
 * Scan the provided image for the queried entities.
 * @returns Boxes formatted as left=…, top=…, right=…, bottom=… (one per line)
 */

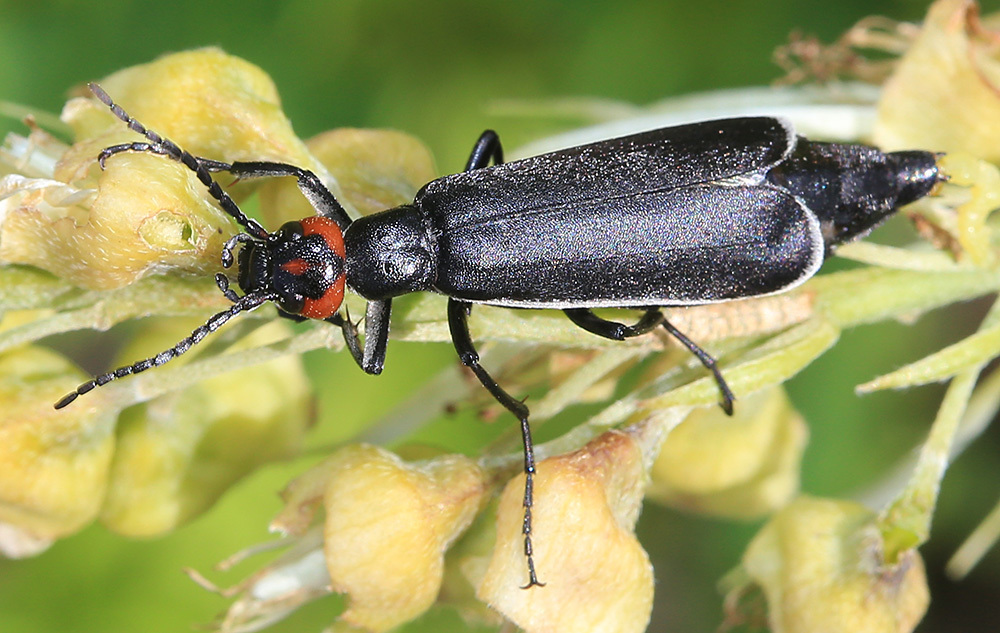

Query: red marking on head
left=297, top=216, right=347, bottom=319
left=300, top=216, right=346, bottom=258
left=280, top=258, right=309, bottom=276
left=300, top=275, right=345, bottom=319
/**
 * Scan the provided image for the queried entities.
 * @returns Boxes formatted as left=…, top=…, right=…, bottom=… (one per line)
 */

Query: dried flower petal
left=875, top=0, right=1000, bottom=160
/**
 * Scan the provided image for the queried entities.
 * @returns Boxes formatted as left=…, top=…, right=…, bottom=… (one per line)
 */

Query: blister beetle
left=57, top=83, right=943, bottom=587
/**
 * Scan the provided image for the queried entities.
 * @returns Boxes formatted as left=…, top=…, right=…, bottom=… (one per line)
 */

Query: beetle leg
left=447, top=299, right=544, bottom=589
left=225, top=161, right=354, bottom=230
left=220, top=232, right=258, bottom=268
left=465, top=130, right=504, bottom=170
left=660, top=317, right=735, bottom=415
left=313, top=302, right=384, bottom=373
left=565, top=308, right=735, bottom=415
left=326, top=308, right=365, bottom=369
left=96, top=142, right=234, bottom=173
left=353, top=299, right=390, bottom=374
left=563, top=307, right=663, bottom=340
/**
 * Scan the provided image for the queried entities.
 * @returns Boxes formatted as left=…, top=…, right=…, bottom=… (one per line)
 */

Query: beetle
left=56, top=83, right=943, bottom=587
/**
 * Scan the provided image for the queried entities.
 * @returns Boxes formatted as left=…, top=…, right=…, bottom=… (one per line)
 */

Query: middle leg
left=565, top=308, right=735, bottom=414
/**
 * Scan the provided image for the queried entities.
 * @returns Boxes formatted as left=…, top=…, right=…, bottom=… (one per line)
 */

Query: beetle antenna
left=53, top=290, right=274, bottom=409
left=88, top=82, right=269, bottom=239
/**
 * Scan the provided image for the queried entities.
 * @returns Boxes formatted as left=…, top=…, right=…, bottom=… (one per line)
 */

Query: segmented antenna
left=54, top=291, right=273, bottom=409
left=88, top=82, right=269, bottom=239
left=54, top=86, right=280, bottom=409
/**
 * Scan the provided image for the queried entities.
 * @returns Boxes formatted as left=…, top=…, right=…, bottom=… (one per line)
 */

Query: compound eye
left=276, top=292, right=305, bottom=315
left=277, top=220, right=305, bottom=240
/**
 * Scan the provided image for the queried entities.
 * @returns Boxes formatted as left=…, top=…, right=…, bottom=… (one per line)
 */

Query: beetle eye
left=276, top=293, right=305, bottom=315
left=277, top=220, right=304, bottom=239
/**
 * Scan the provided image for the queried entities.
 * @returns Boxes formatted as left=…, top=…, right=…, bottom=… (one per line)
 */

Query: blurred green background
left=2, top=1, right=1000, bottom=632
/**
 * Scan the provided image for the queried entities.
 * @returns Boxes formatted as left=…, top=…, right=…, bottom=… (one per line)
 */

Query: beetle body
left=60, top=85, right=944, bottom=588
left=276, top=117, right=939, bottom=312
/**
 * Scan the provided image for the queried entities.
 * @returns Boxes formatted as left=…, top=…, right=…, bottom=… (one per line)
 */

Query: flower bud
left=99, top=319, right=310, bottom=537
left=647, top=387, right=807, bottom=519
left=1, top=151, right=232, bottom=289
left=478, top=430, right=653, bottom=633
left=62, top=47, right=322, bottom=174
left=0, top=345, right=117, bottom=553
left=1, top=48, right=323, bottom=289
left=319, top=445, right=488, bottom=632
left=741, top=496, right=929, bottom=633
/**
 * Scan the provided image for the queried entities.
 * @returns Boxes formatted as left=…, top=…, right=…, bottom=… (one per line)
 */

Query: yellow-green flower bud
left=478, top=430, right=653, bottom=633
left=62, top=47, right=322, bottom=174
left=742, top=496, right=929, bottom=633
left=319, top=445, right=488, bottom=632
left=258, top=127, right=438, bottom=225
left=1, top=48, right=324, bottom=289
left=0, top=344, right=117, bottom=551
left=99, top=319, right=310, bottom=537
left=875, top=0, right=1000, bottom=161
left=647, top=387, right=807, bottom=519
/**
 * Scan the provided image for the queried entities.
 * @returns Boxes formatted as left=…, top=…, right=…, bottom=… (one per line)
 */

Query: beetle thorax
left=343, top=205, right=437, bottom=300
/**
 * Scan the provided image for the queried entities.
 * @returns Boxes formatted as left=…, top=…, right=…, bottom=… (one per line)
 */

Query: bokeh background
left=2, top=1, right=1000, bottom=631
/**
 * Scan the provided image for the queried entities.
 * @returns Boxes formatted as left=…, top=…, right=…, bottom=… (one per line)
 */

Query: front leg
left=214, top=273, right=241, bottom=303
left=226, top=161, right=353, bottom=230
left=323, top=300, right=392, bottom=375
left=358, top=299, right=391, bottom=374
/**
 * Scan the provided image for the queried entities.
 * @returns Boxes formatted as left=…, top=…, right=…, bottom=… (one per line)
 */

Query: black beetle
left=57, top=83, right=942, bottom=587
